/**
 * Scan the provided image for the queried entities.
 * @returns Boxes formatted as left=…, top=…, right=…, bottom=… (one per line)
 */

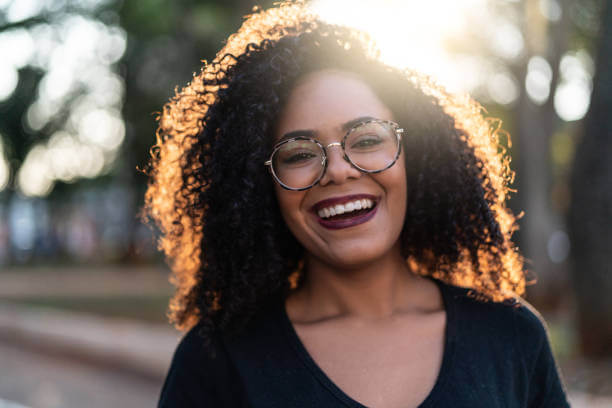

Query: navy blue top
left=158, top=278, right=571, bottom=407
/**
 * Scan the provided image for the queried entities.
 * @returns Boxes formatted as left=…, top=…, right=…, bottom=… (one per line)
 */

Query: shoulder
left=511, top=298, right=551, bottom=343
left=166, top=323, right=225, bottom=372
left=432, top=284, right=569, bottom=407
left=438, top=280, right=550, bottom=345
left=439, top=280, right=541, bottom=322
left=158, top=301, right=286, bottom=407
left=510, top=298, right=558, bottom=374
left=440, top=280, right=558, bottom=369
left=158, top=322, right=246, bottom=407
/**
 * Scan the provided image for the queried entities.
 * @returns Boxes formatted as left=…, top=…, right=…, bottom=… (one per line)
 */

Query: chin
left=314, top=239, right=397, bottom=269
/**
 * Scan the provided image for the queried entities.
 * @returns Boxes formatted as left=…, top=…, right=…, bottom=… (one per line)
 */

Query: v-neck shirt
left=158, top=278, right=570, bottom=407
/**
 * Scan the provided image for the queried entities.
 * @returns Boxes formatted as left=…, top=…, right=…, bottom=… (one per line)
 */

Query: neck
left=292, top=244, right=424, bottom=321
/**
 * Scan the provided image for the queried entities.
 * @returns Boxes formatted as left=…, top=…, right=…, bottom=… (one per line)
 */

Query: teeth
left=317, top=198, right=375, bottom=219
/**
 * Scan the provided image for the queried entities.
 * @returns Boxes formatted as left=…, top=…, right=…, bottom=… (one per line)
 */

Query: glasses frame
left=264, top=119, right=404, bottom=191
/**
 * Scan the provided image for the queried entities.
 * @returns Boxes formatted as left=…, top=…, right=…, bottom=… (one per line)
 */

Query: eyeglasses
left=264, top=119, right=403, bottom=191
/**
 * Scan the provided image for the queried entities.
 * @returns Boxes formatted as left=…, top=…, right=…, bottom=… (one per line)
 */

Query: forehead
left=275, top=69, right=393, bottom=139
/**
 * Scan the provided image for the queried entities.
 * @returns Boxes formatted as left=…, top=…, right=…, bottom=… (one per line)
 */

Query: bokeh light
left=5, top=0, right=44, bottom=22
left=2, top=1, right=128, bottom=196
left=487, top=71, right=520, bottom=106
left=0, top=64, right=19, bottom=102
left=0, top=28, right=35, bottom=67
left=491, top=21, right=525, bottom=60
left=0, top=27, right=35, bottom=101
left=77, top=109, right=125, bottom=151
left=526, top=55, right=553, bottom=105
left=547, top=230, right=571, bottom=263
left=538, top=0, right=562, bottom=22
left=16, top=144, right=55, bottom=197
left=554, top=50, right=593, bottom=121
left=0, top=135, right=10, bottom=192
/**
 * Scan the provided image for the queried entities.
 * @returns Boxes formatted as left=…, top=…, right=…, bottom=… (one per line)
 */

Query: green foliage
left=121, top=0, right=177, bottom=36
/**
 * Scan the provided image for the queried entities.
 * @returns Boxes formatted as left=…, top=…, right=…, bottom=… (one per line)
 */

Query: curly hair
left=142, top=2, right=526, bottom=337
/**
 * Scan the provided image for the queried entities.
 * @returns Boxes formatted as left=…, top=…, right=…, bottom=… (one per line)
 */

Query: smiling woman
left=271, top=70, right=408, bottom=270
left=143, top=2, right=570, bottom=407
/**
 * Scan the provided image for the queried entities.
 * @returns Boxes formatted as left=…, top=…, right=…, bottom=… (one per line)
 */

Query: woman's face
left=273, top=69, right=407, bottom=269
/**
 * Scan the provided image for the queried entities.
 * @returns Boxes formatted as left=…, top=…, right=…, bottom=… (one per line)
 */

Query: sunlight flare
left=311, top=0, right=488, bottom=93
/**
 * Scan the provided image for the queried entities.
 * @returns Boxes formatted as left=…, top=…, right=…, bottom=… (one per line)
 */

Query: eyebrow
left=276, top=116, right=378, bottom=144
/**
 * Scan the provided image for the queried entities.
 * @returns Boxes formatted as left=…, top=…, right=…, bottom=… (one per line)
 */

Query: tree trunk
left=516, top=0, right=570, bottom=305
left=568, top=0, right=612, bottom=357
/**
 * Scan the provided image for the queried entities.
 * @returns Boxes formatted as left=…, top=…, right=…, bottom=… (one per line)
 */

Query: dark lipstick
left=312, top=194, right=378, bottom=230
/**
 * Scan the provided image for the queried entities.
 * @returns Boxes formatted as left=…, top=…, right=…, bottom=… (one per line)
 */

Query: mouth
left=311, top=194, right=379, bottom=230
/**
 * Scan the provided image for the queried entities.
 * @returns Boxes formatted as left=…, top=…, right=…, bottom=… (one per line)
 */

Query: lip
left=311, top=194, right=379, bottom=230
left=317, top=205, right=378, bottom=230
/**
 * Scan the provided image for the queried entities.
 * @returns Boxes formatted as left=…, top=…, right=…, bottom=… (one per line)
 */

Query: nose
left=318, top=142, right=362, bottom=186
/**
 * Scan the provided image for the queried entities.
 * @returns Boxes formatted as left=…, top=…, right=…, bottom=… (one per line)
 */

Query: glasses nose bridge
left=323, top=141, right=349, bottom=164
left=319, top=139, right=358, bottom=187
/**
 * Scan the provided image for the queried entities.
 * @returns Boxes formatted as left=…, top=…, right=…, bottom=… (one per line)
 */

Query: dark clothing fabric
left=158, top=278, right=571, bottom=407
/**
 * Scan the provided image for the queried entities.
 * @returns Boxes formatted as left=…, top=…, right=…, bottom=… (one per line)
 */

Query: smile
left=317, top=198, right=374, bottom=218
left=312, top=194, right=378, bottom=230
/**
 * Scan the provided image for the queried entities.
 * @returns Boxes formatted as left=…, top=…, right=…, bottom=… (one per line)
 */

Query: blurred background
left=0, top=0, right=610, bottom=406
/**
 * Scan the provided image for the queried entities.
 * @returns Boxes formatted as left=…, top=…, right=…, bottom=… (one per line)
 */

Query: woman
left=144, top=2, right=570, bottom=407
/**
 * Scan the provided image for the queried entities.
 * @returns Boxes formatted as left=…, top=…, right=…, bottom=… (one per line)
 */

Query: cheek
left=378, top=159, right=408, bottom=222
left=385, top=153, right=407, bottom=195
left=274, top=185, right=307, bottom=234
left=391, top=173, right=408, bottom=214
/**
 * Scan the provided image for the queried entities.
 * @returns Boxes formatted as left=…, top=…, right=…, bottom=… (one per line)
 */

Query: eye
left=282, top=151, right=318, bottom=164
left=349, top=134, right=384, bottom=150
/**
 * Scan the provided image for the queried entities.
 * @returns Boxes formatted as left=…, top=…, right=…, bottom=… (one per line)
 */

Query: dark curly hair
left=142, top=2, right=526, bottom=337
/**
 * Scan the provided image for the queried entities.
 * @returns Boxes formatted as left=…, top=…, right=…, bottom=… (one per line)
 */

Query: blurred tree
left=119, top=0, right=275, bottom=260
left=513, top=0, right=570, bottom=303
left=0, top=0, right=274, bottom=262
left=0, top=0, right=271, bottom=199
left=0, top=0, right=125, bottom=197
left=568, top=0, right=612, bottom=357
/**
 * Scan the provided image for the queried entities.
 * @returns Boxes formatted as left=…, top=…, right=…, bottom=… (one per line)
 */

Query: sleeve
left=158, top=324, right=248, bottom=408
left=513, top=301, right=571, bottom=408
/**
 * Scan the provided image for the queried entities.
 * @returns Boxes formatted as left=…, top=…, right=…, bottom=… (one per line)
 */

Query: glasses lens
left=345, top=121, right=400, bottom=171
left=272, top=139, right=324, bottom=189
